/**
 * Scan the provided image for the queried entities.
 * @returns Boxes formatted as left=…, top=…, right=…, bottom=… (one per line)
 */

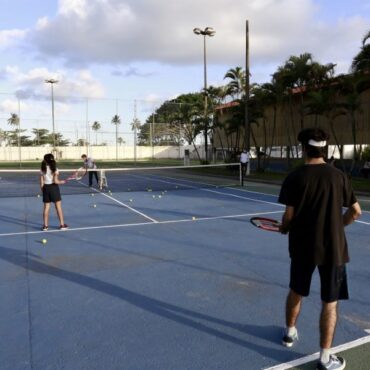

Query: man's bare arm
left=343, top=202, right=362, bottom=226
left=280, top=206, right=294, bottom=234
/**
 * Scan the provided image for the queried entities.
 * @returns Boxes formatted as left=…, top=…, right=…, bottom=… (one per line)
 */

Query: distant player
left=40, top=153, right=68, bottom=231
left=279, top=128, right=361, bottom=370
left=81, top=154, right=99, bottom=187
left=240, top=149, right=250, bottom=175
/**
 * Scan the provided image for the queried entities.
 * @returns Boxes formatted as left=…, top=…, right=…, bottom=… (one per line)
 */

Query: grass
left=248, top=171, right=369, bottom=194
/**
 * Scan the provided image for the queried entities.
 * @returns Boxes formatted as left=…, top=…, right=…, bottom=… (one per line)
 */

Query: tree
left=7, top=113, right=20, bottom=148
left=304, top=87, right=347, bottom=170
left=224, top=66, right=245, bottom=99
left=31, top=128, right=50, bottom=145
left=139, top=94, right=205, bottom=159
left=92, top=121, right=101, bottom=145
left=117, top=137, right=125, bottom=146
left=111, top=114, right=121, bottom=160
left=351, top=30, right=370, bottom=73
left=77, top=138, right=87, bottom=146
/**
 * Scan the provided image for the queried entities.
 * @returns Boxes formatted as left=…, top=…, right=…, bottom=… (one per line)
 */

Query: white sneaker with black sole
left=282, top=328, right=298, bottom=347
left=316, top=354, right=346, bottom=370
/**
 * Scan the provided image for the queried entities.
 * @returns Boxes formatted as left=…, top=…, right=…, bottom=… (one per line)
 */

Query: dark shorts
left=289, top=259, right=349, bottom=303
left=42, top=184, right=62, bottom=203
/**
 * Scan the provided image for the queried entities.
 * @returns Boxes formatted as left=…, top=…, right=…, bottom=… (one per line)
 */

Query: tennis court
left=0, top=165, right=369, bottom=370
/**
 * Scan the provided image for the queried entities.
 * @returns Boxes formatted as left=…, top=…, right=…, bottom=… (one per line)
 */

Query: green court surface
left=263, top=333, right=370, bottom=370
left=288, top=342, right=370, bottom=370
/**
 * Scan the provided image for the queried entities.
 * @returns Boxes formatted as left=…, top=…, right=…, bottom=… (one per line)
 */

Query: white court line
left=129, top=173, right=284, bottom=208
left=263, top=329, right=370, bottom=370
left=203, top=188, right=283, bottom=207
left=0, top=210, right=283, bottom=238
left=228, top=186, right=370, bottom=219
left=355, top=219, right=370, bottom=225
left=82, top=182, right=158, bottom=223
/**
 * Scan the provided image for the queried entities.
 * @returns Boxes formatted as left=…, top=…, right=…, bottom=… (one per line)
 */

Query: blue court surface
left=0, top=174, right=369, bottom=370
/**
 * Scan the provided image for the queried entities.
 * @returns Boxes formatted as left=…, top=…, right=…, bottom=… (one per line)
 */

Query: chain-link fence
left=0, top=93, right=207, bottom=163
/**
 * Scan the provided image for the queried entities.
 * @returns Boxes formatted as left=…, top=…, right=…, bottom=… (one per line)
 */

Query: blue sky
left=0, top=0, right=369, bottom=144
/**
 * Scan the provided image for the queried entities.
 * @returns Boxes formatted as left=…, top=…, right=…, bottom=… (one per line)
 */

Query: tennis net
left=0, top=163, right=242, bottom=198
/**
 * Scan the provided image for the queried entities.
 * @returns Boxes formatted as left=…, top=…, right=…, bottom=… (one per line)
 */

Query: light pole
left=193, top=26, right=215, bottom=163
left=45, top=78, right=58, bottom=155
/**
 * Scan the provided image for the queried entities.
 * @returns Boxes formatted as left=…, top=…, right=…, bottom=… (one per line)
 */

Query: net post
left=240, top=163, right=243, bottom=186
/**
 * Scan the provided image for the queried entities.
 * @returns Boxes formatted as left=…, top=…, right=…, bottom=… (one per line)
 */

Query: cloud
left=1, top=66, right=105, bottom=101
left=0, top=29, right=27, bottom=49
left=111, top=66, right=155, bottom=77
left=25, top=0, right=369, bottom=79
left=0, top=99, right=28, bottom=113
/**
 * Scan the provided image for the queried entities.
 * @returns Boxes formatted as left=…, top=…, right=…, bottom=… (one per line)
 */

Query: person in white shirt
left=81, top=154, right=99, bottom=187
left=240, top=149, right=250, bottom=175
left=360, top=160, right=370, bottom=178
left=40, top=153, right=68, bottom=231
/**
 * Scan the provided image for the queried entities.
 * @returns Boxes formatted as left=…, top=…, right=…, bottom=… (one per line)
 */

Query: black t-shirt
left=278, top=163, right=357, bottom=266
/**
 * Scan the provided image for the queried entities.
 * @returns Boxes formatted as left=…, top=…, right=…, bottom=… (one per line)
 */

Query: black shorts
left=289, top=259, right=349, bottom=303
left=42, top=184, right=62, bottom=203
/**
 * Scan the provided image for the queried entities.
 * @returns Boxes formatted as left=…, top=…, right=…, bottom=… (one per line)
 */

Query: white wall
left=0, top=145, right=205, bottom=161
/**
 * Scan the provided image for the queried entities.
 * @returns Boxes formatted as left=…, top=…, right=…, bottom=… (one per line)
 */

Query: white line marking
left=232, top=186, right=370, bottom=214
left=81, top=182, right=158, bottom=223
left=91, top=187, right=158, bottom=223
left=131, top=173, right=284, bottom=208
left=355, top=219, right=370, bottom=225
left=203, top=188, right=284, bottom=207
left=263, top=329, right=370, bottom=370
left=0, top=210, right=283, bottom=237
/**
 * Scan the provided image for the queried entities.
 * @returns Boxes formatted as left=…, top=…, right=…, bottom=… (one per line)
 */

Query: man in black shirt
left=278, top=128, right=361, bottom=370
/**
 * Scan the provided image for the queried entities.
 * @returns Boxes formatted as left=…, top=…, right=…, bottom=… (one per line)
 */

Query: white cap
left=308, top=139, right=327, bottom=147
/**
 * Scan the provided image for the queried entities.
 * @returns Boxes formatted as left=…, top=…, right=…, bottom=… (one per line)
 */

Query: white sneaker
left=316, top=354, right=346, bottom=370
left=282, top=328, right=298, bottom=347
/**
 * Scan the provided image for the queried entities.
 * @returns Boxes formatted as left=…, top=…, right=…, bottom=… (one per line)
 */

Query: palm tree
left=117, top=137, right=125, bottom=146
left=92, top=121, right=101, bottom=145
left=7, top=113, right=21, bottom=159
left=224, top=66, right=245, bottom=100
left=351, top=30, right=370, bottom=73
left=335, top=75, right=363, bottom=173
left=304, top=87, right=347, bottom=169
left=111, top=114, right=121, bottom=160
left=131, top=118, right=141, bottom=163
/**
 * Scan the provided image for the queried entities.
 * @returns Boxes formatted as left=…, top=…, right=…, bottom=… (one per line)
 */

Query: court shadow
left=0, top=244, right=298, bottom=362
left=0, top=214, right=40, bottom=228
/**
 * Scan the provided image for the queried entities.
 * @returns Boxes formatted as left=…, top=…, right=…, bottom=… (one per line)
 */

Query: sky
left=0, top=0, right=369, bottom=144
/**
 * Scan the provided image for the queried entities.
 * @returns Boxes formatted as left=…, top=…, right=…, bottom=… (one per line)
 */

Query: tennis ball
left=152, top=195, right=156, bottom=199
left=158, top=195, right=162, bottom=199
left=129, top=199, right=133, bottom=202
left=37, top=194, right=40, bottom=198
left=42, top=239, right=47, bottom=245
left=91, top=193, right=94, bottom=197
left=93, top=204, right=97, bottom=208
left=192, top=216, right=196, bottom=220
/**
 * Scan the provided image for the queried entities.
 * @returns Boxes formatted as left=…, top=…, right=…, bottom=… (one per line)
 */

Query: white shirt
left=240, top=152, right=250, bottom=163
left=84, top=157, right=97, bottom=169
left=40, top=166, right=58, bottom=184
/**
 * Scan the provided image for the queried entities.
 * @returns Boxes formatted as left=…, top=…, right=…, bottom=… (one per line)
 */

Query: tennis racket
left=65, top=167, right=87, bottom=182
left=250, top=217, right=281, bottom=232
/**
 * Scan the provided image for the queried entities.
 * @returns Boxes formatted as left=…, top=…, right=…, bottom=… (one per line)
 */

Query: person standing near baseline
left=278, top=128, right=361, bottom=370
left=81, top=154, right=99, bottom=187
left=40, top=153, right=68, bottom=231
